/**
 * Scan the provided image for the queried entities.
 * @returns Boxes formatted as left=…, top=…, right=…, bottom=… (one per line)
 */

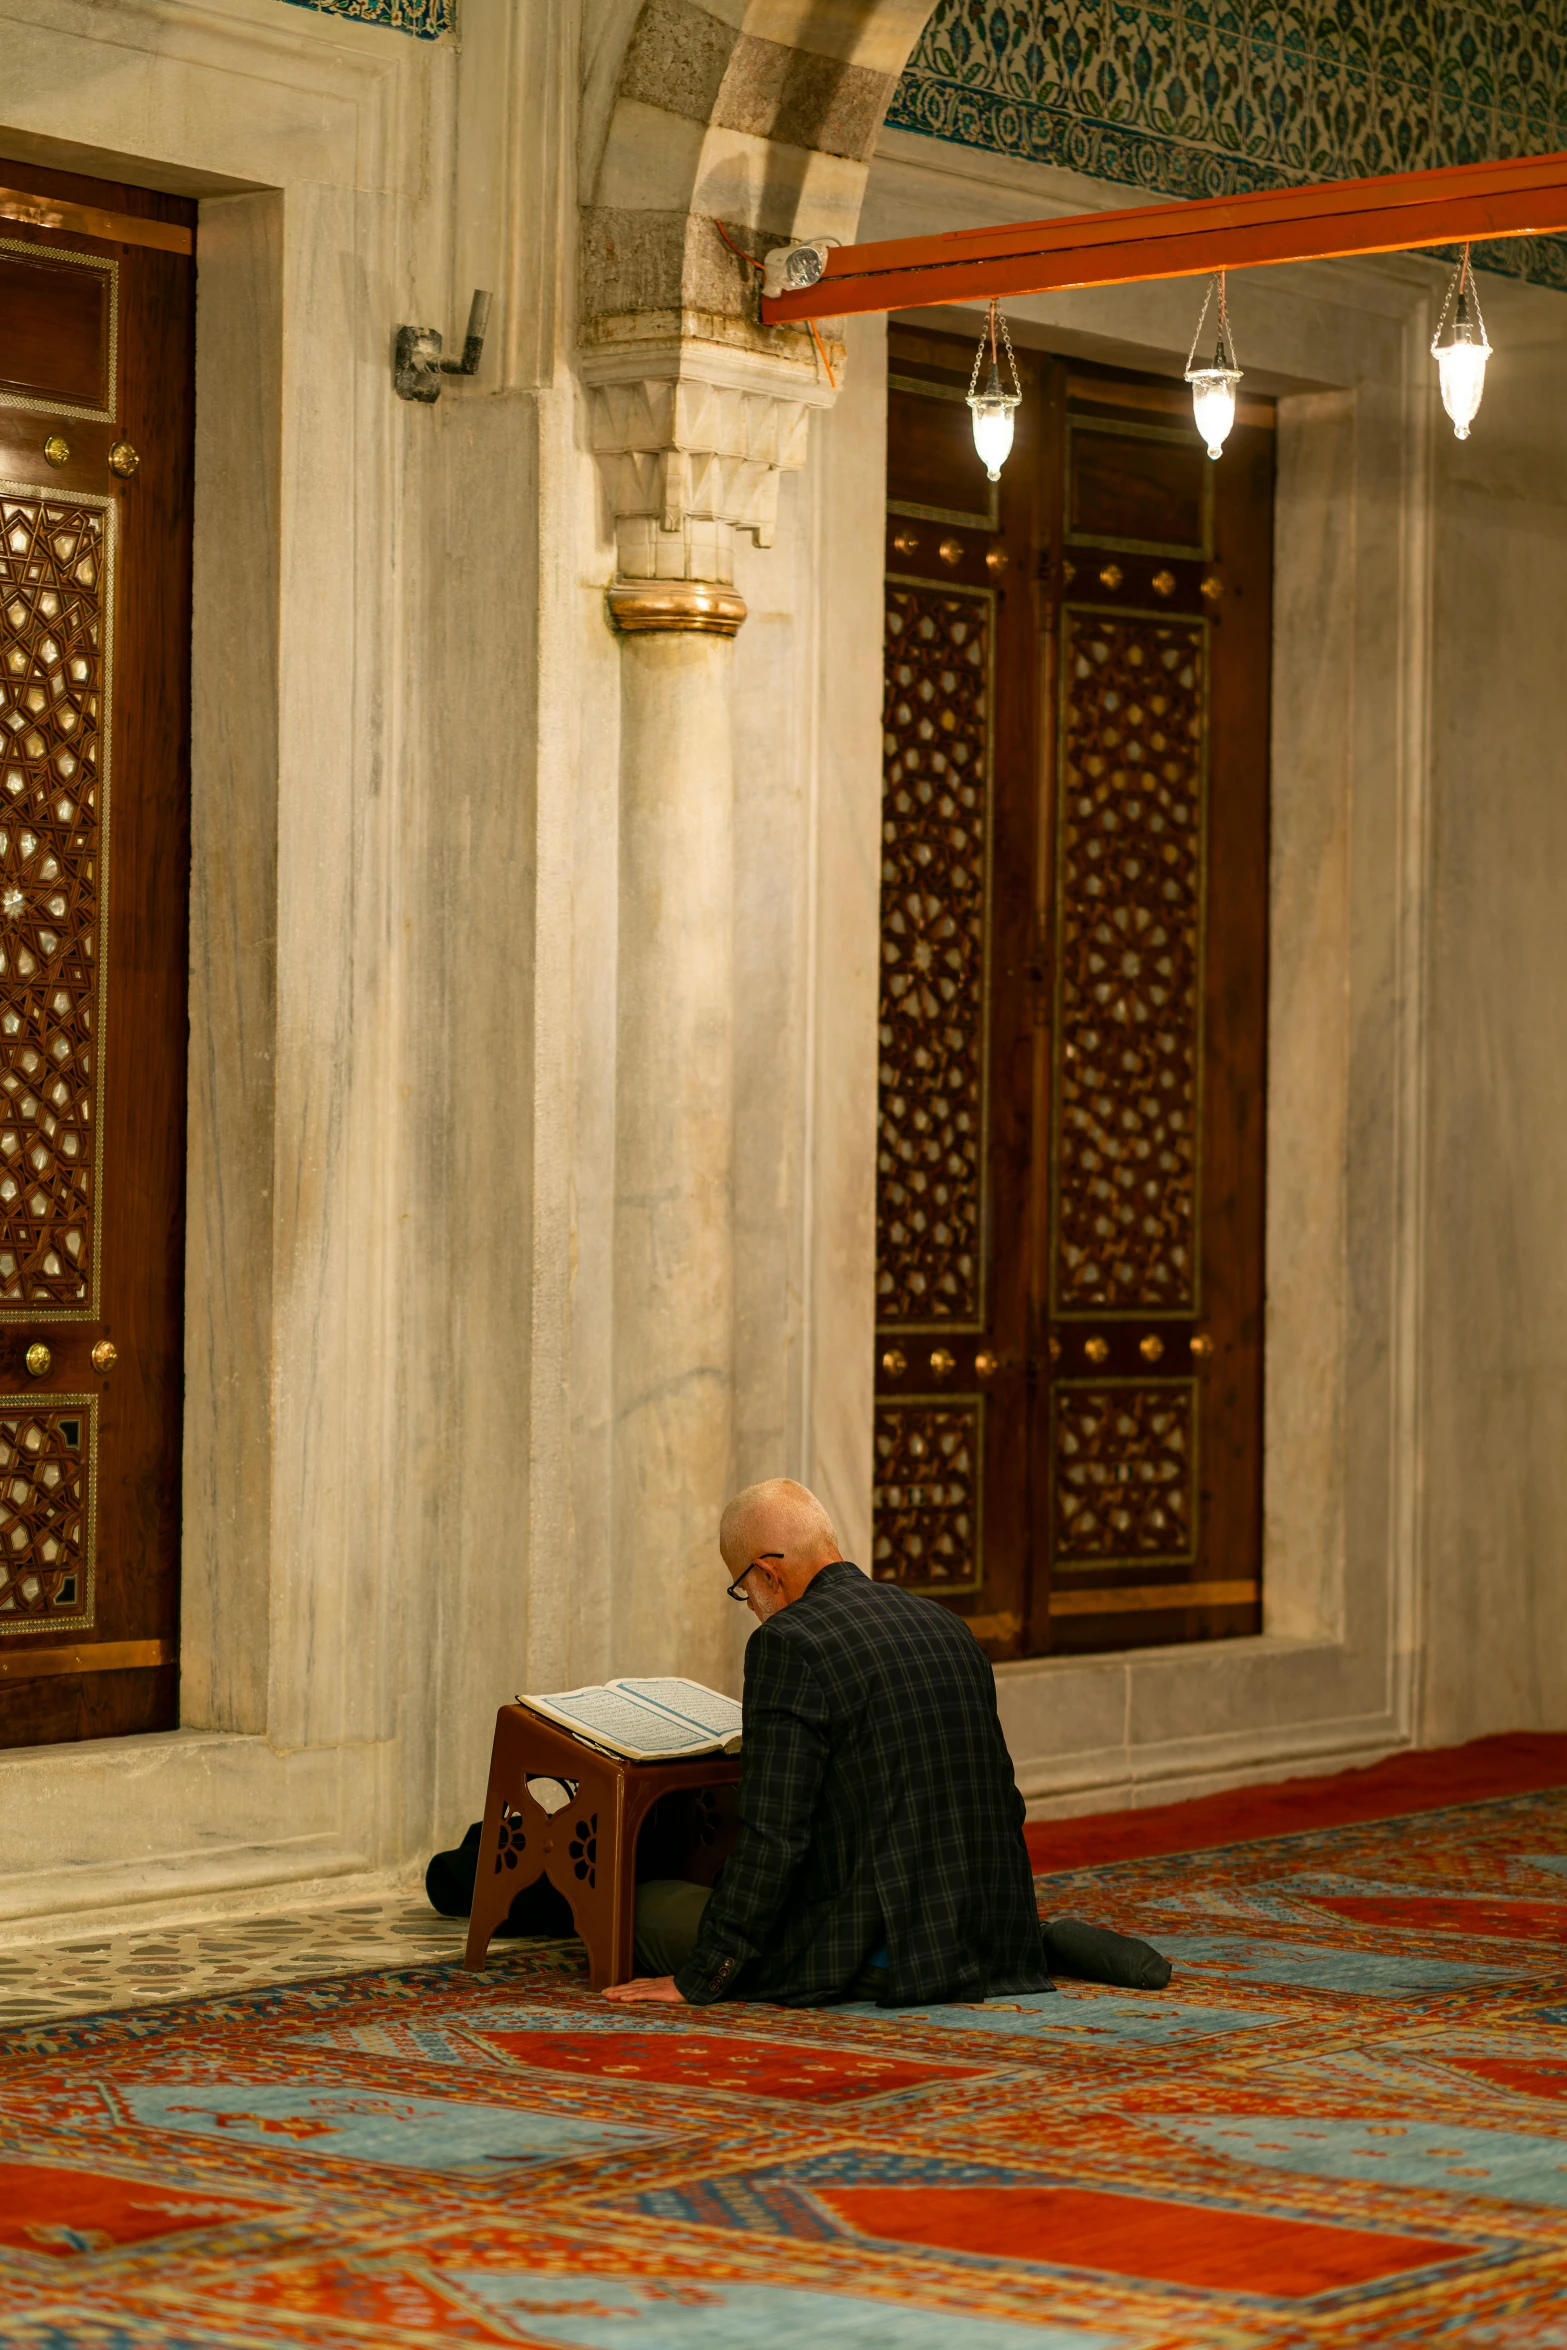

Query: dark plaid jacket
left=674, top=1561, right=1048, bottom=2007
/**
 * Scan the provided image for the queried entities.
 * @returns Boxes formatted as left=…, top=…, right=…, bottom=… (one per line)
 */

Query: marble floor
left=0, top=1895, right=551, bottom=2029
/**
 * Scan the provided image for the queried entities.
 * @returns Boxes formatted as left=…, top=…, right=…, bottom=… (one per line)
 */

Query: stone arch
left=582, top=0, right=942, bottom=355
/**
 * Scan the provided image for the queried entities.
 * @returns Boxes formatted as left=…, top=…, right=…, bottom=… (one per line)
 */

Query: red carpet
left=9, top=1733, right=1567, bottom=2346
left=1025, top=1731, right=1567, bottom=1872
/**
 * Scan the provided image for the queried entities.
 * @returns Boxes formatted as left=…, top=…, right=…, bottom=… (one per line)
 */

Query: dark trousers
left=633, top=1884, right=1171, bottom=1995
left=634, top=1879, right=890, bottom=1999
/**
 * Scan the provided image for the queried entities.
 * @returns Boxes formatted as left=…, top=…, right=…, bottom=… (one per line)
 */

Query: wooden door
left=0, top=162, right=194, bottom=1747
left=871, top=325, right=1041, bottom=1648
left=873, top=326, right=1271, bottom=1660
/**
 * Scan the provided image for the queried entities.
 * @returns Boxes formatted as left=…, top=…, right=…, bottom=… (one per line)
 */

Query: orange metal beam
left=762, top=147, right=1567, bottom=323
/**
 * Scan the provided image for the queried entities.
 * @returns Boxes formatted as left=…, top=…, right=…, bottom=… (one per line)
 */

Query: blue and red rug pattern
left=8, top=1768, right=1567, bottom=2345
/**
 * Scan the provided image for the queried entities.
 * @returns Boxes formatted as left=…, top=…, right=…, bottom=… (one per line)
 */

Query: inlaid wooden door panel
left=871, top=326, right=1042, bottom=1654
left=0, top=162, right=194, bottom=1747
left=874, top=332, right=1271, bottom=1660
left=1037, top=372, right=1270, bottom=1652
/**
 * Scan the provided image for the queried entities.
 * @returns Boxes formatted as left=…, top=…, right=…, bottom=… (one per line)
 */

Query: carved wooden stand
left=463, top=1704, right=741, bottom=1989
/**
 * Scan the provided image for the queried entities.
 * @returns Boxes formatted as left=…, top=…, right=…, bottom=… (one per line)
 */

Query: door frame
left=841, top=127, right=1439, bottom=1811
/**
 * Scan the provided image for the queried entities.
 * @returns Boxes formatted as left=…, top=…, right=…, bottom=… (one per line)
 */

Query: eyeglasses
left=727, top=1553, right=783, bottom=1602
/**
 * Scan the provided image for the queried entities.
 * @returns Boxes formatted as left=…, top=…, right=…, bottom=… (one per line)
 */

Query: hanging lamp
left=1431, top=244, right=1491, bottom=440
left=1184, top=271, right=1242, bottom=460
left=966, top=300, right=1022, bottom=481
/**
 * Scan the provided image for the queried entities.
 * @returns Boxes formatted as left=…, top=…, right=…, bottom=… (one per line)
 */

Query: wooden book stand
left=463, top=1703, right=741, bottom=1989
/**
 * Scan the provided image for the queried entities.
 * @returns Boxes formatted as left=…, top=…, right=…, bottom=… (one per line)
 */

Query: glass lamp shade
left=1187, top=365, right=1241, bottom=461
left=1432, top=296, right=1490, bottom=440
left=968, top=367, right=1020, bottom=480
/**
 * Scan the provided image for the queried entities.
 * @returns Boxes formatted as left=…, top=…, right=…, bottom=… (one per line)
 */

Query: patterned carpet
left=8, top=1752, right=1567, bottom=2347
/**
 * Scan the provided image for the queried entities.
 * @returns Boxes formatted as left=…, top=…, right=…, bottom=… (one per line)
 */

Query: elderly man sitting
left=606, top=1478, right=1168, bottom=2009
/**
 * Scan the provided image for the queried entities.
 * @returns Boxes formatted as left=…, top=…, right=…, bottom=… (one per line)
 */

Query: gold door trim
left=0, top=1635, right=168, bottom=1679
left=1050, top=1578, right=1256, bottom=1617
left=0, top=190, right=190, bottom=258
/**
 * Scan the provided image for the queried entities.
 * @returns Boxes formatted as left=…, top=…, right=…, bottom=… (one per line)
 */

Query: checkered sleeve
left=673, top=1629, right=830, bottom=2004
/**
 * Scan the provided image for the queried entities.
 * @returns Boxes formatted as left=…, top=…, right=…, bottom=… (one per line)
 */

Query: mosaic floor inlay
left=0, top=1896, right=552, bottom=2029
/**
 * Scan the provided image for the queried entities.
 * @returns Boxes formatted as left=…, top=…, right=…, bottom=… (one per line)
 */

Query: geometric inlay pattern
left=871, top=1399, right=981, bottom=1590
left=877, top=584, right=992, bottom=1327
left=1053, top=613, right=1203, bottom=1314
left=1052, top=1379, right=1195, bottom=1563
left=280, top=0, right=449, bottom=34
left=890, top=0, right=1567, bottom=292
left=0, top=1399, right=92, bottom=1625
left=0, top=492, right=106, bottom=1310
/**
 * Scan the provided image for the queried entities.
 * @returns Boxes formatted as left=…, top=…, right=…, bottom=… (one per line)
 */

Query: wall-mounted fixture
left=394, top=289, right=492, bottom=404
left=762, top=240, right=831, bottom=300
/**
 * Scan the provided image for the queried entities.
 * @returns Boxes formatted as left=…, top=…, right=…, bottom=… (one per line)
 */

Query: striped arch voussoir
left=583, top=0, right=940, bottom=354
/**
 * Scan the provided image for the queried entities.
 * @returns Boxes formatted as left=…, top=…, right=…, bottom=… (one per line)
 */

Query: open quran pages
left=518, top=1676, right=743, bottom=1762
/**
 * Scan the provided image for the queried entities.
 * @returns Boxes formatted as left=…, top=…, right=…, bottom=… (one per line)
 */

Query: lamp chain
left=1186, top=271, right=1239, bottom=375
left=1435, top=241, right=1485, bottom=349
left=969, top=300, right=1019, bottom=399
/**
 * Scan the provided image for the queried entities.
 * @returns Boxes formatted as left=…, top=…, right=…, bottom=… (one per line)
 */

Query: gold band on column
left=607, top=580, right=747, bottom=637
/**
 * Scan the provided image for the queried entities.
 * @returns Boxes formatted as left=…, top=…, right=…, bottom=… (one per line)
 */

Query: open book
left=518, top=1676, right=742, bottom=1762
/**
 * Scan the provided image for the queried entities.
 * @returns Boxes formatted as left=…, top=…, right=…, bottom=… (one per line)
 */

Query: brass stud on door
left=1098, top=562, right=1123, bottom=590
left=1084, top=1335, right=1109, bottom=1364
left=1190, top=1332, right=1214, bottom=1358
left=1200, top=573, right=1224, bottom=603
left=1140, top=1333, right=1165, bottom=1361
left=880, top=1346, right=907, bottom=1376
left=938, top=538, right=963, bottom=567
left=1151, top=569, right=1176, bottom=598
left=985, top=546, right=1009, bottom=575
left=108, top=441, right=141, bottom=479
left=24, top=1343, right=51, bottom=1377
left=44, top=436, right=69, bottom=468
left=929, top=1347, right=956, bottom=1375
left=891, top=529, right=919, bottom=556
left=92, top=1339, right=118, bottom=1371
left=975, top=1350, right=998, bottom=1378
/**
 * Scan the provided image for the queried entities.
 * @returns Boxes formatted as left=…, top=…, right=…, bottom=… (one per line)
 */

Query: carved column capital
left=584, top=339, right=836, bottom=630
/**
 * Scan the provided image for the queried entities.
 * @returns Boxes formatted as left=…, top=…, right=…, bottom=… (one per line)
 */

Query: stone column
left=586, top=344, right=827, bottom=1685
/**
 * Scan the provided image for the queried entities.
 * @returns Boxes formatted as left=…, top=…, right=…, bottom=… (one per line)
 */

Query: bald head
left=720, top=1480, right=842, bottom=1621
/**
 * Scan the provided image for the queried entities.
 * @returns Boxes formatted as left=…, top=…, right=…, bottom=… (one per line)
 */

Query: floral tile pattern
left=278, top=0, right=451, bottom=36
left=890, top=0, right=1567, bottom=288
